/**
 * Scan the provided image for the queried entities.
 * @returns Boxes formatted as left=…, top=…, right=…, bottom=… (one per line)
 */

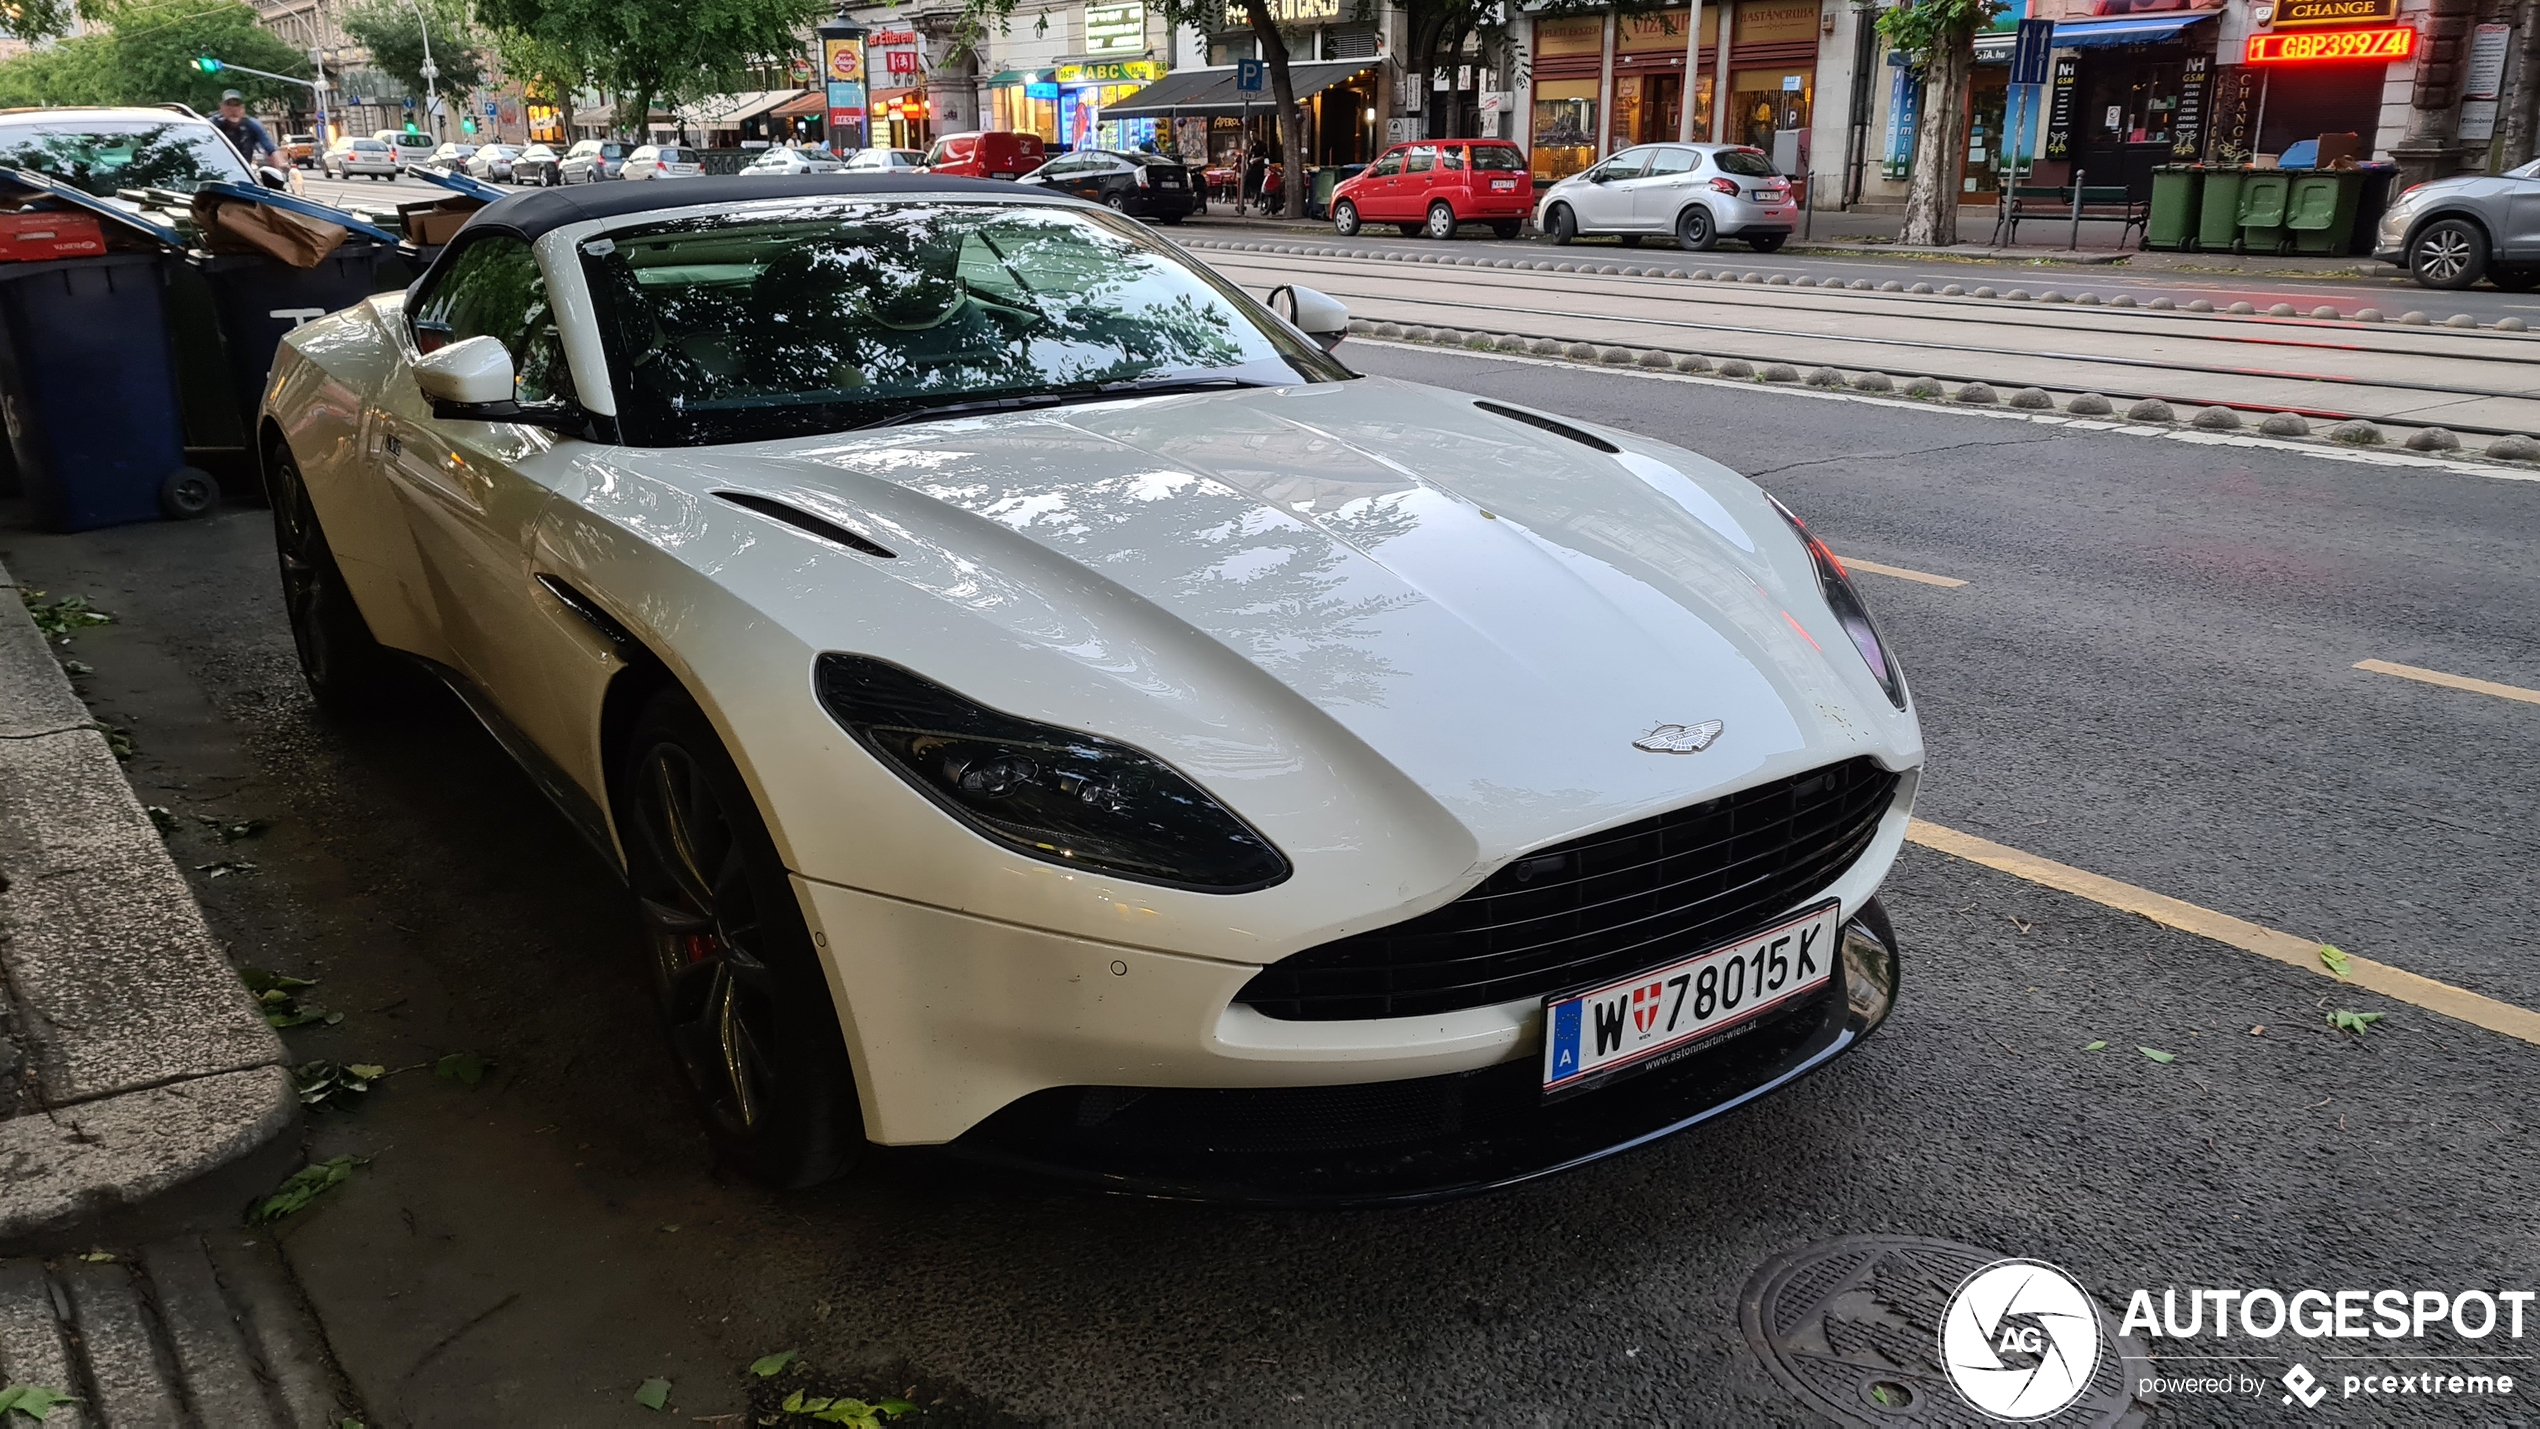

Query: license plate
left=1492, top=179, right=1517, bottom=191
left=1542, top=900, right=1838, bottom=1097
left=1159, top=175, right=1182, bottom=186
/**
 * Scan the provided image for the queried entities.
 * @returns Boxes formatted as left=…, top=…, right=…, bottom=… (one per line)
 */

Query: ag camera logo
left=1940, top=1259, right=2107, bottom=1421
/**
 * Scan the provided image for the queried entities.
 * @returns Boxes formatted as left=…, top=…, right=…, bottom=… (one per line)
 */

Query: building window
left=1532, top=78, right=1597, bottom=181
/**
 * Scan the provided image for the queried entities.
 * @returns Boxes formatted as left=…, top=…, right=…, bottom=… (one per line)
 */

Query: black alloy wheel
left=1427, top=201, right=1459, bottom=240
left=264, top=442, right=409, bottom=716
left=2410, top=218, right=2487, bottom=289
left=621, top=691, right=862, bottom=1188
left=1547, top=204, right=1576, bottom=245
left=1332, top=199, right=1360, bottom=237
left=1676, top=205, right=1717, bottom=252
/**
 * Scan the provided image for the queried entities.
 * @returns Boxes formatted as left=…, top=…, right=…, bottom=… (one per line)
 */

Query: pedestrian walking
left=212, top=89, right=280, bottom=173
left=1243, top=139, right=1267, bottom=211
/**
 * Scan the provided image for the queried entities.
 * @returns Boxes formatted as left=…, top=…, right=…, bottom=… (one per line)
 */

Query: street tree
left=0, top=0, right=310, bottom=108
left=342, top=0, right=484, bottom=125
left=473, top=0, right=825, bottom=136
left=1878, top=0, right=2002, bottom=246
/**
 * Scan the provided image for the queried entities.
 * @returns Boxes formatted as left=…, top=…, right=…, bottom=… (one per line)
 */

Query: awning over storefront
left=2050, top=13, right=2216, bottom=47
left=675, top=90, right=804, bottom=127
left=770, top=91, right=827, bottom=119
left=1102, top=60, right=1379, bottom=119
left=982, top=70, right=1049, bottom=87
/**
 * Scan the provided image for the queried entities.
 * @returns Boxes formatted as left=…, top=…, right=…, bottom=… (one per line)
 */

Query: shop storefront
left=2214, top=0, right=2414, bottom=161
left=870, top=25, right=930, bottom=149
left=769, top=89, right=828, bottom=146
left=2039, top=2, right=2225, bottom=195
left=1106, top=60, right=1380, bottom=166
left=1058, top=60, right=1164, bottom=151
left=1526, top=0, right=1825, bottom=183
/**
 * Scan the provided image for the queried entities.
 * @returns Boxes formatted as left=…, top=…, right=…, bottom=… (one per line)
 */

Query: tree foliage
left=474, top=0, right=824, bottom=135
left=341, top=0, right=483, bottom=112
left=0, top=0, right=310, bottom=108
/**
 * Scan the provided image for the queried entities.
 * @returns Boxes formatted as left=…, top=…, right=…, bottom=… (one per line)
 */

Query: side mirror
left=256, top=165, right=289, bottom=190
left=1267, top=284, right=1348, bottom=352
left=415, top=334, right=514, bottom=406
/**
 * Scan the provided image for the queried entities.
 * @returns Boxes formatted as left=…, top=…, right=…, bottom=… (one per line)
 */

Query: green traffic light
left=192, top=56, right=222, bottom=73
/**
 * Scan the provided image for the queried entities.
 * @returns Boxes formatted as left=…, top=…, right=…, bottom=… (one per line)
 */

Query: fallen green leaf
left=60, top=659, right=91, bottom=676
left=877, top=1400, right=918, bottom=1416
left=197, top=815, right=272, bottom=844
left=751, top=1350, right=799, bottom=1378
left=18, top=589, right=113, bottom=637
left=435, top=1052, right=491, bottom=1086
left=347, top=1063, right=387, bottom=1080
left=2081, top=1040, right=2107, bottom=1051
left=2319, top=945, right=2352, bottom=979
left=292, top=1061, right=379, bottom=1109
left=95, top=724, right=134, bottom=760
left=242, top=969, right=319, bottom=994
left=0, top=1382, right=76, bottom=1420
left=76, top=1252, right=113, bottom=1263
left=249, top=1156, right=363, bottom=1224
left=2331, top=1009, right=2386, bottom=1035
left=2139, top=1047, right=2176, bottom=1064
left=634, top=1377, right=671, bottom=1411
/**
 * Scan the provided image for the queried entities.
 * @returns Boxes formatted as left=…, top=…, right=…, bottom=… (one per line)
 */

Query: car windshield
left=1714, top=149, right=1778, bottom=177
left=1470, top=145, right=1524, bottom=172
left=0, top=117, right=253, bottom=196
left=578, top=199, right=1349, bottom=447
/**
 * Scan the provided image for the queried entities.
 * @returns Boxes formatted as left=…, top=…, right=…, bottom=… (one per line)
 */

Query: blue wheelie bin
left=0, top=252, right=213, bottom=531
left=185, top=181, right=407, bottom=445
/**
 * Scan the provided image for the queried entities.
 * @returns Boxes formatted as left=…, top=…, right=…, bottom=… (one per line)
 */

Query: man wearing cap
left=213, top=90, right=280, bottom=170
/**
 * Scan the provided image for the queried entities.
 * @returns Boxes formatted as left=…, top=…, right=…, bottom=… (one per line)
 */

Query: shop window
left=1728, top=70, right=1812, bottom=150
left=2082, top=62, right=2184, bottom=146
left=1532, top=77, right=1596, bottom=182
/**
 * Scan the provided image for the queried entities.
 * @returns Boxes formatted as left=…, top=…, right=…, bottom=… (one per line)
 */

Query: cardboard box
left=0, top=210, right=106, bottom=261
left=397, top=199, right=483, bottom=247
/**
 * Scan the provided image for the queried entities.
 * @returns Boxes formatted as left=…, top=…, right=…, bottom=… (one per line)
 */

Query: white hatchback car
left=256, top=174, right=1919, bottom=1202
left=623, top=144, right=705, bottom=179
left=334, top=136, right=400, bottom=179
left=841, top=147, right=927, bottom=174
left=1536, top=142, right=1798, bottom=252
left=741, top=146, right=843, bottom=175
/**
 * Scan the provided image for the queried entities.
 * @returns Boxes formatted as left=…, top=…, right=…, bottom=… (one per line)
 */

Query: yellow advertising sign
left=1734, top=0, right=1822, bottom=45
left=824, top=37, right=864, bottom=84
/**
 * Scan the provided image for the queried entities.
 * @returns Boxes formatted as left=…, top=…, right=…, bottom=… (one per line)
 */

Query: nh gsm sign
left=2244, top=23, right=2415, bottom=63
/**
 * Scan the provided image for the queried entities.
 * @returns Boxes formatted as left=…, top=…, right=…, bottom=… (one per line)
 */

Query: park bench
left=1992, top=164, right=2149, bottom=250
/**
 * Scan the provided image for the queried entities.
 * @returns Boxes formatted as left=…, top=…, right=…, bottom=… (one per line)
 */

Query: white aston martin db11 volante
left=259, top=174, right=1923, bottom=1202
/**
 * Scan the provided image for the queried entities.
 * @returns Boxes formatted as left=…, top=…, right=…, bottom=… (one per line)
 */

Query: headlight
left=1766, top=494, right=1908, bottom=710
left=814, top=654, right=1292, bottom=892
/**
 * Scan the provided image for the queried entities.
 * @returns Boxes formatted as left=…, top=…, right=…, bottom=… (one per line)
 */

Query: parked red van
left=1330, top=140, right=1533, bottom=240
left=919, top=131, right=1047, bottom=181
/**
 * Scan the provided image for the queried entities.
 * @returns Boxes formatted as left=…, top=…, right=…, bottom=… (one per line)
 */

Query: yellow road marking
left=1906, top=818, right=2540, bottom=1047
left=1835, top=554, right=1967, bottom=588
left=2353, top=658, right=2540, bottom=707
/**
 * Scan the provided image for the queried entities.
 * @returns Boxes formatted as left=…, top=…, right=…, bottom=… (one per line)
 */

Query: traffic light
left=403, top=121, right=419, bottom=134
left=191, top=56, right=222, bottom=73
left=459, top=118, right=476, bottom=134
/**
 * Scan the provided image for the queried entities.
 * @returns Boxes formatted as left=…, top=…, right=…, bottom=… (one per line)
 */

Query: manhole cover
left=1739, top=1235, right=2152, bottom=1427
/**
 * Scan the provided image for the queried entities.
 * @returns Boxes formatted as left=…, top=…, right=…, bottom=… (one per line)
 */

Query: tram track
left=1196, top=244, right=2540, bottom=437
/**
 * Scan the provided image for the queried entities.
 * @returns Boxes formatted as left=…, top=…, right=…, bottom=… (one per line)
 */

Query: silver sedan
left=2374, top=158, right=2540, bottom=290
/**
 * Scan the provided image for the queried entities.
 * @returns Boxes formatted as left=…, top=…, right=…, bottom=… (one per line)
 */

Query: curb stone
left=0, top=558, right=297, bottom=1254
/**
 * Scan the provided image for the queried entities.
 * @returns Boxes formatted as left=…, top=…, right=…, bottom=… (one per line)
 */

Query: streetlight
left=406, top=0, right=441, bottom=138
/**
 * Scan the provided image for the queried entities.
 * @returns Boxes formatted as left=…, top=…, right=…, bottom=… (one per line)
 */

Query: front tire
left=264, top=442, right=409, bottom=717
left=1546, top=203, right=1576, bottom=245
left=1332, top=199, right=1360, bottom=237
left=2409, top=218, right=2486, bottom=289
left=619, top=689, right=864, bottom=1189
left=1426, top=201, right=1459, bottom=240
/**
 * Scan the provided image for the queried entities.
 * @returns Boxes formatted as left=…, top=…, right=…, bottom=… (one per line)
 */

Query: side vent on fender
left=535, top=573, right=638, bottom=650
left=714, top=490, right=898, bottom=559
left=1473, top=400, right=1621, bottom=454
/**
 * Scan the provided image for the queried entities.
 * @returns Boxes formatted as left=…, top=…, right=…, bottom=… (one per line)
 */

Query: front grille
left=1237, top=758, right=1900, bottom=1020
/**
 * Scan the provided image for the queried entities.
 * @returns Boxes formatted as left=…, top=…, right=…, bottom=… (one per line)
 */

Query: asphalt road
left=6, top=348, right=2538, bottom=1425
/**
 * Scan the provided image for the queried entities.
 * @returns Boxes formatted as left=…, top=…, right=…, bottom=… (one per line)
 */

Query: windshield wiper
left=863, top=377, right=1263, bottom=429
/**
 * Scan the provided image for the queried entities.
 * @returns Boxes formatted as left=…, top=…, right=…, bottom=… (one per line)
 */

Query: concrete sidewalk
left=1, top=556, right=362, bottom=1423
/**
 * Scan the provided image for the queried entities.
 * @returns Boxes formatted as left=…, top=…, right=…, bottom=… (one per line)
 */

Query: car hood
left=717, top=376, right=1919, bottom=857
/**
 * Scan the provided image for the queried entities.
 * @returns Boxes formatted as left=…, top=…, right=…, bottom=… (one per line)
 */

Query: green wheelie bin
left=2238, top=172, right=2291, bottom=254
left=2146, top=165, right=2203, bottom=250
left=2197, top=167, right=2251, bottom=252
left=2287, top=169, right=2364, bottom=255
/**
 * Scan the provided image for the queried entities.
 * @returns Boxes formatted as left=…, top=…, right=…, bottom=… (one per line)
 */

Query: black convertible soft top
left=459, top=172, right=1039, bottom=242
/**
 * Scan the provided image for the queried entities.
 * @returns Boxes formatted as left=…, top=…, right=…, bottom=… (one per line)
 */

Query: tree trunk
left=1899, top=30, right=1972, bottom=245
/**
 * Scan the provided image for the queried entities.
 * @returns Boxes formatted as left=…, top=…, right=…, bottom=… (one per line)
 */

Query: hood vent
left=1473, top=401, right=1620, bottom=454
left=714, top=490, right=897, bottom=559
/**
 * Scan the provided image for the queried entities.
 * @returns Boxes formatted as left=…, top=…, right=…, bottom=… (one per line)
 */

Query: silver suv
left=2374, top=157, right=2540, bottom=291
left=1535, top=142, right=1797, bottom=253
left=559, top=139, right=628, bottom=183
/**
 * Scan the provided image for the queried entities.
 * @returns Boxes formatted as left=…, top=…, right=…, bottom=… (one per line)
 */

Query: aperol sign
left=2244, top=24, right=2416, bottom=62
